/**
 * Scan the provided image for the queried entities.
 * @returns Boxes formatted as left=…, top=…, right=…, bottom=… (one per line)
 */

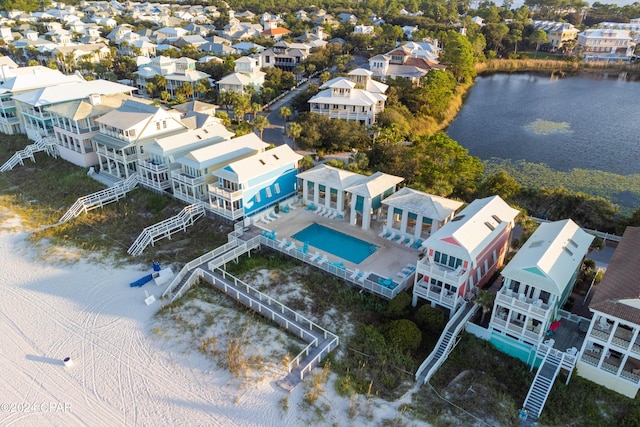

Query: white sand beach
left=0, top=214, right=420, bottom=427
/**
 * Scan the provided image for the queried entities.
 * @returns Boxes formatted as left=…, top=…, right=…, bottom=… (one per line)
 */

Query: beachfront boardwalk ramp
left=128, top=204, right=205, bottom=256
left=0, top=136, right=58, bottom=172
left=162, top=233, right=339, bottom=389
left=416, top=301, right=479, bottom=384
left=58, top=174, right=139, bottom=224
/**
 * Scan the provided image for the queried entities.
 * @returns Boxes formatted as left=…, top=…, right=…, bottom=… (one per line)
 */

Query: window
left=156, top=122, right=161, bottom=130
left=266, top=187, right=272, bottom=198
left=274, top=183, right=280, bottom=194
left=255, top=191, right=261, bottom=202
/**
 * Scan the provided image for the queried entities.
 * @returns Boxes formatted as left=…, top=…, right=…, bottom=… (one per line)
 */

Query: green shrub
left=386, top=291, right=412, bottom=319
left=415, top=304, right=447, bottom=334
left=383, top=319, right=422, bottom=353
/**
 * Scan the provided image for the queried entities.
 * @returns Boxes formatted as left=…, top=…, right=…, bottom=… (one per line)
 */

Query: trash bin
left=63, top=357, right=73, bottom=367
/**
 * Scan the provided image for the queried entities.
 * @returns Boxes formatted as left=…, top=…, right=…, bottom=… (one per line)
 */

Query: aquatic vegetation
left=523, top=119, right=573, bottom=136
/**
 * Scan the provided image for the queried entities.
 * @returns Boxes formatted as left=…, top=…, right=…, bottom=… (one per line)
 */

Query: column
left=386, top=208, right=394, bottom=231
left=337, top=191, right=344, bottom=213
left=349, top=193, right=357, bottom=226
left=431, top=220, right=440, bottom=234
left=324, top=186, right=331, bottom=208
left=313, top=182, right=319, bottom=206
left=415, top=214, right=423, bottom=238
left=400, top=210, right=409, bottom=236
left=362, top=197, right=372, bottom=230
left=302, top=179, right=309, bottom=203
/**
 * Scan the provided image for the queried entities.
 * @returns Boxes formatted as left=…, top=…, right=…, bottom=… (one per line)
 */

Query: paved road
left=260, top=81, right=313, bottom=148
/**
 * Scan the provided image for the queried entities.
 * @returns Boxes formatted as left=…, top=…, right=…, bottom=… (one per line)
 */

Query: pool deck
left=252, top=207, right=422, bottom=292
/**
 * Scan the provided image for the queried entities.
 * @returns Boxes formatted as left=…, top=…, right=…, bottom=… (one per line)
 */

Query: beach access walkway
left=162, top=226, right=339, bottom=390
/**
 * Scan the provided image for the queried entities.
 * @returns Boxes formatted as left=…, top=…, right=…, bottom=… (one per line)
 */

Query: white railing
left=495, top=291, right=550, bottom=318
left=209, top=267, right=339, bottom=380
left=128, top=204, right=205, bottom=256
left=162, top=240, right=240, bottom=301
left=259, top=236, right=404, bottom=299
left=58, top=175, right=139, bottom=224
left=0, top=136, right=57, bottom=172
left=416, top=302, right=479, bottom=383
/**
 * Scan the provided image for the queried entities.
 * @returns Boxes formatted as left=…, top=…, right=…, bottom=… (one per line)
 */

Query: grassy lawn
left=0, top=134, right=230, bottom=266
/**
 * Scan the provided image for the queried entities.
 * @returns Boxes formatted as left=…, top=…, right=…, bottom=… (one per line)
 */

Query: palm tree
left=254, top=116, right=270, bottom=139
left=250, top=102, right=262, bottom=122
left=475, top=289, right=496, bottom=324
left=145, top=82, right=157, bottom=98
left=181, top=82, right=194, bottom=99
left=279, top=106, right=292, bottom=123
left=154, top=75, right=167, bottom=92
left=286, top=122, right=302, bottom=150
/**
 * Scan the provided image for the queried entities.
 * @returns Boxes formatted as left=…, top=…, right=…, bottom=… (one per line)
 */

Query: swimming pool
left=292, top=223, right=378, bottom=264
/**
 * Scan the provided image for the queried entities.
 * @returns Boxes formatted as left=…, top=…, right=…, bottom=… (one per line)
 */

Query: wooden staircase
left=128, top=204, right=205, bottom=256
left=58, top=174, right=139, bottom=224
left=416, top=301, right=479, bottom=384
left=0, top=136, right=58, bottom=172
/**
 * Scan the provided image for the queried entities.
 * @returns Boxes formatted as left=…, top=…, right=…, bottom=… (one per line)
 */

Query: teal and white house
left=208, top=144, right=302, bottom=220
left=296, top=164, right=404, bottom=230
left=489, top=219, right=593, bottom=363
left=380, top=187, right=463, bottom=243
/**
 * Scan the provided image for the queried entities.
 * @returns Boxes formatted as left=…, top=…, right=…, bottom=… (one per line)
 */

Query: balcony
left=0, top=99, right=16, bottom=108
left=413, top=279, right=457, bottom=309
left=416, top=258, right=467, bottom=287
left=0, top=115, right=20, bottom=124
left=171, top=170, right=204, bottom=186
left=590, top=324, right=612, bottom=343
left=139, top=159, right=169, bottom=173
left=96, top=146, right=132, bottom=163
left=209, top=184, right=243, bottom=201
left=495, top=289, right=550, bottom=319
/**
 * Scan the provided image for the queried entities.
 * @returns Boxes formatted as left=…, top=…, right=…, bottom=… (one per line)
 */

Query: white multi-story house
left=0, top=65, right=83, bottom=135
left=489, top=219, right=593, bottom=363
left=172, top=132, right=268, bottom=204
left=531, top=20, right=579, bottom=51
left=368, top=42, right=445, bottom=84
left=46, top=93, right=140, bottom=168
left=216, top=56, right=266, bottom=94
left=354, top=25, right=374, bottom=35
left=308, top=68, right=387, bottom=125
left=577, top=227, right=640, bottom=398
left=12, top=79, right=133, bottom=141
left=258, top=40, right=321, bottom=73
left=135, top=56, right=210, bottom=99
left=139, top=122, right=235, bottom=193
left=577, top=28, right=636, bottom=61
left=93, top=99, right=188, bottom=179
left=413, top=196, right=520, bottom=316
left=600, top=18, right=640, bottom=43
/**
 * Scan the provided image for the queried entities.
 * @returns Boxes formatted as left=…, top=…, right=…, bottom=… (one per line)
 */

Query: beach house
left=171, top=132, right=268, bottom=205
left=208, top=144, right=302, bottom=220
left=412, top=196, right=519, bottom=316
left=489, top=219, right=594, bottom=362
left=576, top=227, right=640, bottom=398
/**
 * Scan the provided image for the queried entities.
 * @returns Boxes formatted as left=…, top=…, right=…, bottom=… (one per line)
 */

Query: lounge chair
left=397, top=271, right=407, bottom=278
left=317, top=255, right=328, bottom=265
left=285, top=242, right=296, bottom=252
left=278, top=238, right=288, bottom=248
left=280, top=205, right=290, bottom=213
left=305, top=203, right=316, bottom=211
left=270, top=212, right=281, bottom=219
left=386, top=231, right=396, bottom=241
left=404, top=238, right=414, bottom=247
left=350, top=268, right=361, bottom=280
left=288, top=203, right=297, bottom=210
left=328, top=211, right=338, bottom=219
left=322, top=209, right=332, bottom=217
left=315, top=207, right=325, bottom=216
left=358, top=271, right=370, bottom=283
left=412, top=239, right=423, bottom=249
left=309, top=251, right=321, bottom=262
left=378, top=227, right=388, bottom=238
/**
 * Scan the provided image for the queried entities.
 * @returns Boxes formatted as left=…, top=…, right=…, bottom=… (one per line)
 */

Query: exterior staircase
left=127, top=204, right=205, bottom=256
left=521, top=343, right=576, bottom=420
left=0, top=136, right=58, bottom=172
left=58, top=174, right=139, bottom=224
left=416, top=300, right=479, bottom=384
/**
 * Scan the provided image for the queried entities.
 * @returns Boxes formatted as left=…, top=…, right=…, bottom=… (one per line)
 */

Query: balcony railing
left=171, top=170, right=204, bottom=186
left=416, top=259, right=467, bottom=287
left=590, top=326, right=612, bottom=343
left=495, top=291, right=550, bottom=318
left=209, top=185, right=243, bottom=201
left=139, top=159, right=169, bottom=172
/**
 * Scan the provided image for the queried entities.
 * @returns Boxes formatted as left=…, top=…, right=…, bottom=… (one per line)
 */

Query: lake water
left=446, top=72, right=640, bottom=175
